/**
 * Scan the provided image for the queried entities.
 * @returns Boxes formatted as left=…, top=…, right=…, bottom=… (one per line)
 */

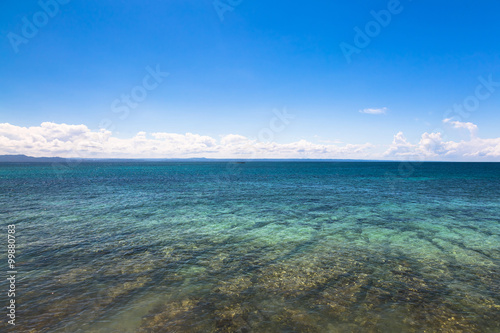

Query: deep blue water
left=1, top=162, right=499, bottom=332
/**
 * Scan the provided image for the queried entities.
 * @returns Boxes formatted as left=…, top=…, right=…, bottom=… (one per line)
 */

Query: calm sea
left=1, top=162, right=499, bottom=332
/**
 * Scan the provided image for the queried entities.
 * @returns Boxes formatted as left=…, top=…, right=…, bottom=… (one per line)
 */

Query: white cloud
left=418, top=132, right=448, bottom=156
left=0, top=122, right=374, bottom=159
left=384, top=120, right=500, bottom=161
left=359, top=107, right=387, bottom=115
left=1, top=121, right=499, bottom=161
left=383, top=131, right=416, bottom=157
left=443, top=118, right=478, bottom=137
left=220, top=134, right=249, bottom=146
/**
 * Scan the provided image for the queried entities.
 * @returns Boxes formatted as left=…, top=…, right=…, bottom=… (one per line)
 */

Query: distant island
left=0, top=155, right=70, bottom=162
left=0, top=154, right=376, bottom=163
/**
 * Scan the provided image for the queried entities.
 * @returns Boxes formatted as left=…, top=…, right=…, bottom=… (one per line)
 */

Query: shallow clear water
left=1, top=162, right=499, bottom=332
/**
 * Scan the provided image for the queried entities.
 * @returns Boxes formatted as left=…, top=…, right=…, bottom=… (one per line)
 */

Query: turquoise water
left=1, top=162, right=499, bottom=332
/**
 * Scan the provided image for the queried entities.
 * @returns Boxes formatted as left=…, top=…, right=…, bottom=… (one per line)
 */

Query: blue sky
left=1, top=0, right=499, bottom=160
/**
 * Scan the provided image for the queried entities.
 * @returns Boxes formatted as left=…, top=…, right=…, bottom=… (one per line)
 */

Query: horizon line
left=0, top=154, right=498, bottom=163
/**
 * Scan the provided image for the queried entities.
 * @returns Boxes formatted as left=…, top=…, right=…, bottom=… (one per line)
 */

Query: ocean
left=1, top=162, right=499, bottom=332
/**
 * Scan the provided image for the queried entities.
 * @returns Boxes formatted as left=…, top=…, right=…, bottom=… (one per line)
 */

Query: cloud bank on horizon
left=0, top=121, right=499, bottom=161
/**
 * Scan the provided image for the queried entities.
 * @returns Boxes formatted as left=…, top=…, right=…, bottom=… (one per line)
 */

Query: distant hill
left=0, top=155, right=69, bottom=162
left=0, top=155, right=211, bottom=163
left=0, top=154, right=381, bottom=163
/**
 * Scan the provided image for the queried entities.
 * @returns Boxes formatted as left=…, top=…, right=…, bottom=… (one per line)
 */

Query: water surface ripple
left=0, top=162, right=499, bottom=332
